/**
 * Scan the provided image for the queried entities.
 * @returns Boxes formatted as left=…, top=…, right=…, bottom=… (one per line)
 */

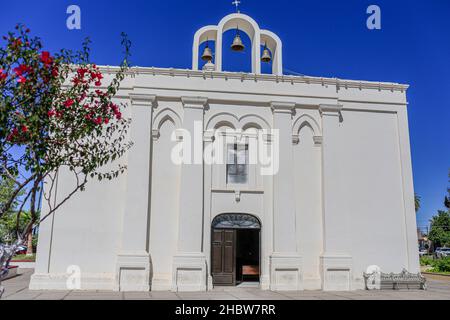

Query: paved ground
left=1, top=269, right=450, bottom=300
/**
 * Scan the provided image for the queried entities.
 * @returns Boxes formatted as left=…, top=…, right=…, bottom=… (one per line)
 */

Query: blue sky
left=1, top=0, right=449, bottom=229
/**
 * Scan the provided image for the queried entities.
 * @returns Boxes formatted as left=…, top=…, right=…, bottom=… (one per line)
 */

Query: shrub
left=431, top=257, right=450, bottom=273
left=420, top=256, right=434, bottom=267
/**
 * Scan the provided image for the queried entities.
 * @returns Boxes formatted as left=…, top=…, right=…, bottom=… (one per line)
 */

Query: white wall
left=149, top=120, right=180, bottom=290
left=338, top=108, right=418, bottom=287
left=293, top=117, right=323, bottom=290
left=30, top=67, right=417, bottom=292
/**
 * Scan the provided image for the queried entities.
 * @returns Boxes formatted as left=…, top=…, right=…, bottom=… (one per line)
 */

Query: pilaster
left=319, top=103, right=353, bottom=291
left=114, top=94, right=156, bottom=292
left=172, top=96, right=208, bottom=292
left=269, top=102, right=303, bottom=291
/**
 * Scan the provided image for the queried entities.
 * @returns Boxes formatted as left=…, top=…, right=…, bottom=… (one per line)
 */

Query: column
left=172, top=96, right=208, bottom=292
left=319, top=103, right=353, bottom=291
left=270, top=102, right=303, bottom=291
left=115, top=94, right=156, bottom=292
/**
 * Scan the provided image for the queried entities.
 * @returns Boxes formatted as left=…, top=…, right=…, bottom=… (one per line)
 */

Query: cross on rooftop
left=232, top=0, right=241, bottom=13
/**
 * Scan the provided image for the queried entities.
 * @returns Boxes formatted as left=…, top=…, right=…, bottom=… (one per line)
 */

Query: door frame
left=210, top=213, right=262, bottom=287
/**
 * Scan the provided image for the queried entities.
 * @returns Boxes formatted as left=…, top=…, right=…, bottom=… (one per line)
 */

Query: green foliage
left=420, top=256, right=433, bottom=267
left=445, top=170, right=450, bottom=209
left=415, top=193, right=421, bottom=213
left=0, top=24, right=132, bottom=241
left=431, top=257, right=450, bottom=273
left=11, top=254, right=35, bottom=262
left=428, top=211, right=450, bottom=248
left=0, top=210, right=36, bottom=243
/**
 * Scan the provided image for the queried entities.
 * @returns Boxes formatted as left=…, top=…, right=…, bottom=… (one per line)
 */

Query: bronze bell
left=201, top=45, right=213, bottom=62
left=231, top=31, right=245, bottom=52
left=261, top=43, right=271, bottom=63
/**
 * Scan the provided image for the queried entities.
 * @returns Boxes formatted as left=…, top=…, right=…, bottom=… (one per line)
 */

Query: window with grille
left=227, top=144, right=249, bottom=185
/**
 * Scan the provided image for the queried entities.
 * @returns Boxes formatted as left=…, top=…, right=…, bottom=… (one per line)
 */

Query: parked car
left=419, top=249, right=429, bottom=257
left=435, top=247, right=450, bottom=259
left=15, top=245, right=27, bottom=255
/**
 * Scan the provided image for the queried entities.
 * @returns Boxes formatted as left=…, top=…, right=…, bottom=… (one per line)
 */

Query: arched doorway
left=211, top=214, right=261, bottom=286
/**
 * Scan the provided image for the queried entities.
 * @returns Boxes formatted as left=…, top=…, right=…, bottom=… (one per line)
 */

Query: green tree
left=1, top=25, right=133, bottom=299
left=0, top=176, right=25, bottom=242
left=445, top=170, right=449, bottom=209
left=415, top=193, right=421, bottom=213
left=428, top=211, right=450, bottom=248
left=0, top=25, right=132, bottom=245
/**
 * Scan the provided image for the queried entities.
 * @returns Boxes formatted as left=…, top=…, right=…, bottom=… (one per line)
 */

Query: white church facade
left=30, top=13, right=419, bottom=292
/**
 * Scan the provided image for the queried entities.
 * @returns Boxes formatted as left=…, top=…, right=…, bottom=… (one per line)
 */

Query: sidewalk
left=2, top=269, right=450, bottom=300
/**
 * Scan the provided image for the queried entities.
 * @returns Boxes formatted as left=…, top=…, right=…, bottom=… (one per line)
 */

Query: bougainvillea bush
left=0, top=24, right=132, bottom=245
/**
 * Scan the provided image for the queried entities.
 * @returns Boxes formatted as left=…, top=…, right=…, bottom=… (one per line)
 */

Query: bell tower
left=192, top=7, right=283, bottom=75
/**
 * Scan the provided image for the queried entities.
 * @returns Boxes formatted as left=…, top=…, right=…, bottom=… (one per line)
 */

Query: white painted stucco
left=30, top=13, right=419, bottom=293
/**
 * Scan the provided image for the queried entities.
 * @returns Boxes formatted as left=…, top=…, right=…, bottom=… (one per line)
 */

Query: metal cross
left=232, top=0, right=241, bottom=13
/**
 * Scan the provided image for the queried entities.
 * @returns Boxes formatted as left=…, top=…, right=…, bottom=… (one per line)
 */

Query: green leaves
left=429, top=211, right=450, bottom=248
left=1, top=25, right=132, bottom=234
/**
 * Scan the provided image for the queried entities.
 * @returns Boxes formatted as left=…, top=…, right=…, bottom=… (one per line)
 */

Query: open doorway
left=211, top=214, right=261, bottom=287
left=236, top=229, right=260, bottom=284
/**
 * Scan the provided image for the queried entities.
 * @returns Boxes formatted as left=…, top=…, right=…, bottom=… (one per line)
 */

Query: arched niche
left=292, top=114, right=322, bottom=145
left=206, top=113, right=270, bottom=132
left=192, top=13, right=283, bottom=75
left=152, top=108, right=182, bottom=140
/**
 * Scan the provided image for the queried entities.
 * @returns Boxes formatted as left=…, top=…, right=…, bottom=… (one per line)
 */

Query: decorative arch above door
left=212, top=214, right=261, bottom=230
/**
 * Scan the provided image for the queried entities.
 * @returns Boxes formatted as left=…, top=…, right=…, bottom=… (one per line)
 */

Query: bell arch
left=260, top=30, right=283, bottom=75
left=192, top=26, right=218, bottom=72
left=192, top=13, right=283, bottom=75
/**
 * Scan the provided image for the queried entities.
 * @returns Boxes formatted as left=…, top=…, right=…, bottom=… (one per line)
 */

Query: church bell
left=201, top=45, right=213, bottom=62
left=261, top=43, right=272, bottom=63
left=231, top=28, right=245, bottom=52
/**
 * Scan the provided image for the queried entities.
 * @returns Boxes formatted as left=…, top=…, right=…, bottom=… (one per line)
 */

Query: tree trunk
left=26, top=231, right=33, bottom=256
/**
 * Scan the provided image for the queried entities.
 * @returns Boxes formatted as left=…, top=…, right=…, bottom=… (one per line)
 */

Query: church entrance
left=211, top=214, right=261, bottom=286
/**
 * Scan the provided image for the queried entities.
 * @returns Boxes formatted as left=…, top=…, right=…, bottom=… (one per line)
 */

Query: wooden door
left=212, top=229, right=236, bottom=286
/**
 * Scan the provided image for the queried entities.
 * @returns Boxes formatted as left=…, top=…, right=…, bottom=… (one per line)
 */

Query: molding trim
left=100, top=66, right=409, bottom=93
left=313, top=136, right=323, bottom=146
left=129, top=93, right=156, bottom=106
left=292, top=135, right=323, bottom=146
left=181, top=96, right=208, bottom=109
left=271, top=101, right=296, bottom=114
left=319, top=104, right=343, bottom=116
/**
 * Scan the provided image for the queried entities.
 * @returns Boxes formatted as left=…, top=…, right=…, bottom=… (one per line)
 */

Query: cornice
left=99, top=66, right=409, bottom=93
left=181, top=96, right=208, bottom=109
left=319, top=104, right=343, bottom=116
left=271, top=101, right=296, bottom=114
left=129, top=93, right=156, bottom=106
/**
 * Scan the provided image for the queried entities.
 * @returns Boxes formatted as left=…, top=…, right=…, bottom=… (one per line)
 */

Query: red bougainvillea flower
left=13, top=64, right=32, bottom=76
left=51, top=66, right=59, bottom=77
left=21, top=125, right=28, bottom=133
left=94, top=116, right=103, bottom=125
left=104, top=118, right=110, bottom=124
left=40, top=51, right=53, bottom=66
left=47, top=110, right=56, bottom=117
left=17, top=75, right=27, bottom=84
left=95, top=81, right=102, bottom=87
left=64, top=99, right=74, bottom=108
left=10, top=38, right=22, bottom=49
left=77, top=67, right=88, bottom=78
left=6, top=127, right=19, bottom=141
left=0, top=69, right=7, bottom=81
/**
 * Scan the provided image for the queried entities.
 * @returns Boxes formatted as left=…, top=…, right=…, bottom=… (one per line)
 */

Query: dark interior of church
left=236, top=229, right=260, bottom=284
